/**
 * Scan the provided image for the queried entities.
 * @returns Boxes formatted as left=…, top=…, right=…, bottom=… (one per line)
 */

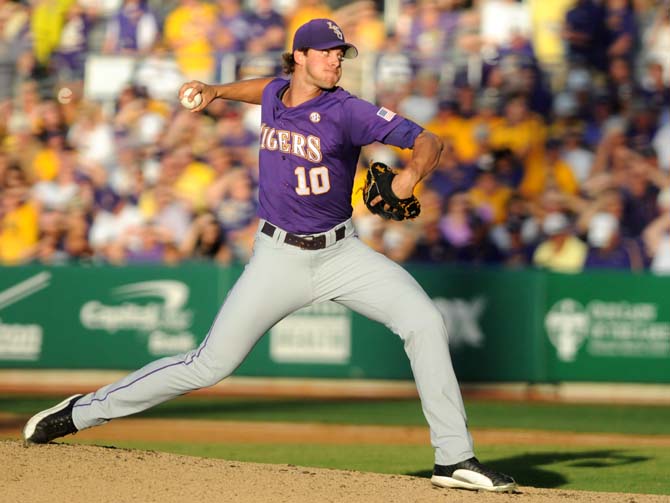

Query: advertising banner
left=1, top=264, right=668, bottom=383
left=0, top=265, right=222, bottom=369
left=544, top=271, right=670, bottom=383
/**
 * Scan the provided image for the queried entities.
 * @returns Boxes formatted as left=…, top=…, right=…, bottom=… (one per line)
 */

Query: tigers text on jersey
left=257, top=78, right=406, bottom=234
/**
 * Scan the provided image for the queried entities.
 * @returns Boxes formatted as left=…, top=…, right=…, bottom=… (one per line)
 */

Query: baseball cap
left=292, top=19, right=358, bottom=59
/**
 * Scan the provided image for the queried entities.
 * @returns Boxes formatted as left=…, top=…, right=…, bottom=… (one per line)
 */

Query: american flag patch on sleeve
left=376, top=107, right=396, bottom=121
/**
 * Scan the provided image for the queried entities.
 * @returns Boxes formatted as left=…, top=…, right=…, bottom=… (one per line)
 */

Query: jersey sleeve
left=343, top=96, right=407, bottom=147
left=381, top=118, right=424, bottom=150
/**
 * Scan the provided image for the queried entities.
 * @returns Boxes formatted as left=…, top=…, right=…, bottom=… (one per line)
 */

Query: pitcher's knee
left=397, top=302, right=447, bottom=341
left=185, top=351, right=238, bottom=388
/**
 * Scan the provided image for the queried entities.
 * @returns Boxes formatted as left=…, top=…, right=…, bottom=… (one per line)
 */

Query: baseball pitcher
left=23, top=18, right=516, bottom=493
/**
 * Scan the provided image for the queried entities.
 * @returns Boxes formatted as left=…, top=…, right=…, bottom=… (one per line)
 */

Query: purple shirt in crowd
left=257, top=78, right=421, bottom=234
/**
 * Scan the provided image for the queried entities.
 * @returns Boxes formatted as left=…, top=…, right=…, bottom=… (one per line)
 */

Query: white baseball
left=180, top=87, right=203, bottom=109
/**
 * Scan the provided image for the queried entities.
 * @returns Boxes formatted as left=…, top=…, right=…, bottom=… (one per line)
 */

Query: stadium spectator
left=27, top=0, right=74, bottom=84
left=179, top=211, right=231, bottom=264
left=0, top=1, right=29, bottom=102
left=398, top=70, right=440, bottom=125
left=604, top=0, right=637, bottom=62
left=480, top=0, right=531, bottom=49
left=520, top=137, right=580, bottom=200
left=247, top=0, right=285, bottom=52
left=211, top=0, right=249, bottom=75
left=467, top=164, right=512, bottom=225
left=425, top=99, right=463, bottom=151
left=583, top=211, right=644, bottom=270
left=379, top=220, right=417, bottom=264
left=163, top=0, right=217, bottom=81
left=653, top=118, right=670, bottom=173
left=562, top=0, right=607, bottom=71
left=88, top=192, right=144, bottom=261
left=31, top=146, right=80, bottom=211
left=527, top=0, right=573, bottom=73
left=618, top=148, right=665, bottom=238
left=491, top=147, right=523, bottom=189
left=123, top=222, right=170, bottom=263
left=209, top=169, right=257, bottom=234
left=411, top=219, right=454, bottom=263
left=339, top=1, right=385, bottom=54
left=489, top=94, right=545, bottom=169
left=439, top=191, right=499, bottom=263
left=141, top=184, right=191, bottom=248
left=238, top=36, right=282, bottom=80
left=639, top=60, right=669, bottom=114
left=643, top=3, right=670, bottom=83
left=133, top=43, right=186, bottom=102
left=643, top=187, right=670, bottom=274
left=424, top=140, right=477, bottom=200
left=406, top=0, right=457, bottom=70
left=561, top=126, right=595, bottom=184
left=606, top=56, right=637, bottom=114
left=51, top=2, right=92, bottom=84
left=0, top=185, right=39, bottom=265
left=67, top=101, right=116, bottom=170
left=102, top=0, right=160, bottom=55
left=170, top=144, right=215, bottom=213
left=62, top=208, right=94, bottom=262
left=532, top=211, right=587, bottom=273
left=489, top=193, right=537, bottom=267
left=375, top=30, right=413, bottom=94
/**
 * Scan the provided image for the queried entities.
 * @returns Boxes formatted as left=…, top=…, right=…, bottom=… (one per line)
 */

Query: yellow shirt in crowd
left=468, top=185, right=512, bottom=224
left=0, top=201, right=39, bottom=265
left=528, top=0, right=574, bottom=67
left=533, top=235, right=587, bottom=273
left=30, top=0, right=75, bottom=65
left=520, top=157, right=579, bottom=199
left=174, top=161, right=215, bottom=211
left=489, top=117, right=546, bottom=163
left=31, top=148, right=60, bottom=181
left=164, top=2, right=217, bottom=81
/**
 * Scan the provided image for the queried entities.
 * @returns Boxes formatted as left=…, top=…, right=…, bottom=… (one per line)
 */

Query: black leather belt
left=261, top=222, right=346, bottom=250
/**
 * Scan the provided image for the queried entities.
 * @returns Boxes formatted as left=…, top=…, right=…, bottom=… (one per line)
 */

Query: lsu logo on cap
left=376, top=107, right=396, bottom=122
left=327, top=21, right=344, bottom=41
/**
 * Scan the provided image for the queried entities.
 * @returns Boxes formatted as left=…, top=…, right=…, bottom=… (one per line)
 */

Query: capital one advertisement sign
left=0, top=265, right=219, bottom=369
left=79, top=280, right=197, bottom=356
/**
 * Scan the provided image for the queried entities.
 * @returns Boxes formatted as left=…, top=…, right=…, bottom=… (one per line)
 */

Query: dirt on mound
left=2, top=440, right=666, bottom=503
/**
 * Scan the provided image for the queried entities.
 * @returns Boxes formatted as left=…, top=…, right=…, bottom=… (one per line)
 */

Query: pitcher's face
left=303, top=48, right=344, bottom=89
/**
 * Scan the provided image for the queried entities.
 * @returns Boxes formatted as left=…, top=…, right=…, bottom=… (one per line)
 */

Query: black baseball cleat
left=23, top=394, right=83, bottom=444
left=431, top=457, right=517, bottom=492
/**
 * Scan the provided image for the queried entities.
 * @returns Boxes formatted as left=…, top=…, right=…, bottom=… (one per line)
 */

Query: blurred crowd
left=1, top=0, right=670, bottom=274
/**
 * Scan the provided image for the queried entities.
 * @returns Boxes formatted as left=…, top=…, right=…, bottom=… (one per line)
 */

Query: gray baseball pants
left=72, top=219, right=474, bottom=465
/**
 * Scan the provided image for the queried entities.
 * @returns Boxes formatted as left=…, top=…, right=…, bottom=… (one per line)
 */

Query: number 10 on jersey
left=294, top=166, right=331, bottom=195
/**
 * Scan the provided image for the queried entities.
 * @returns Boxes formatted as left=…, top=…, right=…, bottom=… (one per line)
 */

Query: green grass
left=3, top=395, right=670, bottom=435
left=65, top=439, right=670, bottom=495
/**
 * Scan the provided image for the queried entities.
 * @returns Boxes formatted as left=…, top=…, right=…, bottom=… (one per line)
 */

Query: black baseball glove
left=363, top=161, right=421, bottom=221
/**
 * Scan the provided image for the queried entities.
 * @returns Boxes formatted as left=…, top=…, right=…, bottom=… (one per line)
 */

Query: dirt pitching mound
left=3, top=440, right=666, bottom=503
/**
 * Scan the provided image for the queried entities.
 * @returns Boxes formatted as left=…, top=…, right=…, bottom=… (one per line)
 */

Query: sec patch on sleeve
left=376, top=107, right=396, bottom=121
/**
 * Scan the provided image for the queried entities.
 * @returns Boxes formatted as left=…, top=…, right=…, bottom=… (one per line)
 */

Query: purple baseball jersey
left=258, top=78, right=419, bottom=234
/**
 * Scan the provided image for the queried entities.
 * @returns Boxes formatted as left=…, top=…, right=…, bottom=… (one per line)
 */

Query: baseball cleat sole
left=431, top=474, right=517, bottom=492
